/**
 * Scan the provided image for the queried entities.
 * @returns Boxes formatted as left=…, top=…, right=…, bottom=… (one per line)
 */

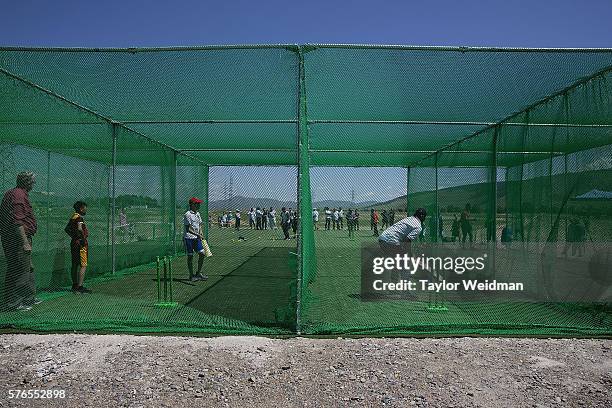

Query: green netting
left=0, top=45, right=610, bottom=335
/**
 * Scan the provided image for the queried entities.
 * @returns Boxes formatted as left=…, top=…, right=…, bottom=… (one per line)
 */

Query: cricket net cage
left=0, top=45, right=610, bottom=335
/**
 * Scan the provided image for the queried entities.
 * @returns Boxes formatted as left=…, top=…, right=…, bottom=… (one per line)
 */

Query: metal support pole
left=491, top=127, right=499, bottom=243
left=160, top=158, right=167, bottom=242
left=111, top=124, right=118, bottom=274
left=518, top=113, right=527, bottom=242
left=548, top=132, right=555, bottom=230
left=563, top=153, right=568, bottom=239
left=295, top=46, right=315, bottom=335
left=491, top=128, right=499, bottom=279
left=406, top=167, right=411, bottom=215
left=563, top=94, right=570, bottom=239
left=156, top=257, right=161, bottom=302
left=168, top=257, right=173, bottom=302
left=203, top=165, right=210, bottom=242
left=504, top=167, right=509, bottom=225
left=163, top=257, right=168, bottom=301
left=296, top=49, right=305, bottom=335
left=434, top=153, right=439, bottom=243
left=45, top=150, right=51, bottom=255
left=428, top=154, right=447, bottom=312
left=171, top=151, right=177, bottom=255
left=106, top=165, right=111, bottom=265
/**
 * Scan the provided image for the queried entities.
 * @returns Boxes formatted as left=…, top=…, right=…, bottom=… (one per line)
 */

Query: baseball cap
left=189, top=197, right=203, bottom=204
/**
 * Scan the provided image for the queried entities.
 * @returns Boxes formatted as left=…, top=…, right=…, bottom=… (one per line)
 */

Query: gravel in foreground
left=0, top=334, right=610, bottom=407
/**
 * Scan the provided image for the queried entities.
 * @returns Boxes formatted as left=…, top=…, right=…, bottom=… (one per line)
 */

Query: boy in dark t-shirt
left=65, top=201, right=92, bottom=294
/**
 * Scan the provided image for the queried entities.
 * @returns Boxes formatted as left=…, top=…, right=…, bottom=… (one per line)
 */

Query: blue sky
left=2, top=0, right=610, bottom=203
left=2, top=0, right=611, bottom=48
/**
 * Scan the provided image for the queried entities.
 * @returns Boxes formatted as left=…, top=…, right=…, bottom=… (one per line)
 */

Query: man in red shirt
left=0, top=172, right=39, bottom=311
left=371, top=209, right=380, bottom=237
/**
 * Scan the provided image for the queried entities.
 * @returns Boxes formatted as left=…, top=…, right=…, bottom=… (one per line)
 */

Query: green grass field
left=0, top=225, right=610, bottom=335
left=304, top=227, right=611, bottom=336
left=0, top=225, right=297, bottom=334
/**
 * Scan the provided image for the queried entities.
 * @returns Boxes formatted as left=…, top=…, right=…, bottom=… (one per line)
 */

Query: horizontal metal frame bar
left=309, top=164, right=497, bottom=169
left=183, top=148, right=423, bottom=153
left=311, top=149, right=564, bottom=154
left=182, top=148, right=296, bottom=152
left=180, top=148, right=560, bottom=154
left=308, top=120, right=612, bottom=128
left=0, top=44, right=299, bottom=52
left=0, top=140, right=566, bottom=168
left=501, top=123, right=612, bottom=128
left=307, top=44, right=612, bottom=52
left=182, top=148, right=433, bottom=154
left=2, top=44, right=611, bottom=53
left=205, top=164, right=297, bottom=168
left=0, top=121, right=106, bottom=125
left=38, top=148, right=178, bottom=153
left=1, top=142, right=204, bottom=163
left=4, top=145, right=557, bottom=155
left=496, top=151, right=565, bottom=155
left=3, top=120, right=610, bottom=128
left=310, top=120, right=491, bottom=126
left=122, top=119, right=297, bottom=124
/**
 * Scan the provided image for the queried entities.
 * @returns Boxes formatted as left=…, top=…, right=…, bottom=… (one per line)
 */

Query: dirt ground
left=0, top=335, right=610, bottom=408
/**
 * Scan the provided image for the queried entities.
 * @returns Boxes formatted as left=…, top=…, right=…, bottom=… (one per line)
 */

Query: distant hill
left=313, top=200, right=376, bottom=209
left=209, top=196, right=297, bottom=211
left=29, top=192, right=109, bottom=209
left=364, top=168, right=612, bottom=215
left=209, top=196, right=378, bottom=211
left=29, top=167, right=609, bottom=217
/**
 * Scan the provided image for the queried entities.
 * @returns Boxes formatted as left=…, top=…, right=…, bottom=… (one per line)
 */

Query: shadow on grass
left=174, top=247, right=297, bottom=330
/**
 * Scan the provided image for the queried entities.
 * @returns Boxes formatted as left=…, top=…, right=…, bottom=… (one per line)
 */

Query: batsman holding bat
left=183, top=197, right=212, bottom=282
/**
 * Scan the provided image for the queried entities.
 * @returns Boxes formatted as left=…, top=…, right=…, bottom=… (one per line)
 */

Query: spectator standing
left=0, top=172, right=39, bottom=311
left=235, top=209, right=241, bottom=230
left=333, top=208, right=339, bottom=230
left=268, top=207, right=276, bottom=230
left=324, top=207, right=332, bottom=230
left=255, top=207, right=263, bottom=230
left=248, top=208, right=256, bottom=229
left=65, top=201, right=92, bottom=294
left=280, top=207, right=291, bottom=240
left=371, top=209, right=379, bottom=237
